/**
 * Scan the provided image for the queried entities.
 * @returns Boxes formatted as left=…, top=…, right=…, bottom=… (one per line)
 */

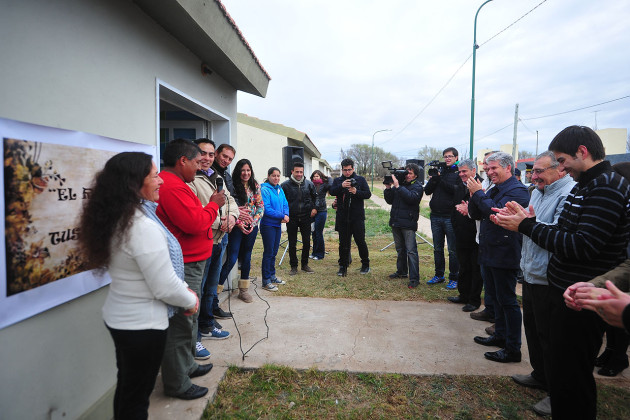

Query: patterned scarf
left=141, top=200, right=185, bottom=317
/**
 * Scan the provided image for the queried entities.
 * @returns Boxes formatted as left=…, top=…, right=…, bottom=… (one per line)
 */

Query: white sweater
left=102, top=210, right=196, bottom=330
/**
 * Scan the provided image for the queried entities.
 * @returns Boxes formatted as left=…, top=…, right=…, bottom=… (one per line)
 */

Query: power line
left=478, top=0, right=548, bottom=48
left=521, top=95, right=630, bottom=121
left=381, top=54, right=472, bottom=145
left=518, top=118, right=537, bottom=135
left=476, top=122, right=513, bottom=141
left=382, top=0, right=549, bottom=145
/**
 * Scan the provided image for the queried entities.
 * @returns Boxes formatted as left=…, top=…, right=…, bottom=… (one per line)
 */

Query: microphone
left=215, top=177, right=224, bottom=218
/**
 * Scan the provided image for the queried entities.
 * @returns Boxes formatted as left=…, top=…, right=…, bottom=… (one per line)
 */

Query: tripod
left=278, top=236, right=302, bottom=266
left=380, top=232, right=434, bottom=251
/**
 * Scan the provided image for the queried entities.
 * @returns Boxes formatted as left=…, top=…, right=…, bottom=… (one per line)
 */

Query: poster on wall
left=1, top=118, right=155, bottom=329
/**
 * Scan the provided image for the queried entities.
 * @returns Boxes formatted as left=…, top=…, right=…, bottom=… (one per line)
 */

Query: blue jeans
left=391, top=227, right=419, bottom=282
left=311, top=211, right=327, bottom=259
left=260, top=224, right=281, bottom=285
left=219, top=225, right=259, bottom=283
left=198, top=235, right=228, bottom=334
left=430, top=215, right=459, bottom=280
left=480, top=265, right=522, bottom=353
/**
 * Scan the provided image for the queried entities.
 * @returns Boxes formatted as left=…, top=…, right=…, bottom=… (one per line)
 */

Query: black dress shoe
left=190, top=363, right=213, bottom=378
left=213, top=308, right=233, bottom=319
left=474, top=334, right=506, bottom=347
left=389, top=272, right=408, bottom=279
left=470, top=310, right=494, bottom=322
left=484, top=349, right=521, bottom=363
left=168, top=384, right=209, bottom=400
left=594, top=348, right=612, bottom=367
left=408, top=282, right=419, bottom=288
left=462, top=304, right=479, bottom=312
left=597, top=359, right=629, bottom=377
left=447, top=296, right=466, bottom=304
left=511, top=374, right=546, bottom=390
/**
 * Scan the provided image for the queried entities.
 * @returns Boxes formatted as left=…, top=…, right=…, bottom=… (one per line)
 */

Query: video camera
left=427, top=160, right=448, bottom=177
left=381, top=161, right=408, bottom=185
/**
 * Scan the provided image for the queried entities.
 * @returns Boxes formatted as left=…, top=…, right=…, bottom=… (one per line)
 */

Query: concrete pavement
left=149, top=292, right=531, bottom=419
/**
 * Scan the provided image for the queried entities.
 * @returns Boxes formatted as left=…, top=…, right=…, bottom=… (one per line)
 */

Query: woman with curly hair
left=78, top=152, right=198, bottom=419
left=218, top=158, right=264, bottom=302
left=310, top=170, right=331, bottom=260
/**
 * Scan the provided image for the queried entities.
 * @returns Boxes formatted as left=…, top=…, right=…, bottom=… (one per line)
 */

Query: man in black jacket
left=449, top=159, right=483, bottom=312
left=384, top=163, right=424, bottom=288
left=424, top=147, right=460, bottom=288
left=330, top=158, right=372, bottom=276
left=281, top=162, right=317, bottom=275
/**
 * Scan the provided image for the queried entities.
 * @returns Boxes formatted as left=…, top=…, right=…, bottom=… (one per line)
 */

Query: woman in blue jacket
left=260, top=167, right=290, bottom=290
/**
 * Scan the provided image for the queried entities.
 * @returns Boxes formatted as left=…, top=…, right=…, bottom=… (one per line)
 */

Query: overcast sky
left=222, top=0, right=630, bottom=165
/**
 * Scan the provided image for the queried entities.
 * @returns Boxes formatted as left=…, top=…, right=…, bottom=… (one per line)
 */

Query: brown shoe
left=301, top=265, right=315, bottom=273
left=485, top=324, right=496, bottom=335
left=470, top=310, right=494, bottom=322
left=289, top=267, right=298, bottom=276
left=237, top=279, right=253, bottom=303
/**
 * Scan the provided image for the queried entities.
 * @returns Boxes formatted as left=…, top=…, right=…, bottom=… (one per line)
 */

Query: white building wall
left=235, top=122, right=288, bottom=181
left=597, top=128, right=627, bottom=155
left=0, top=0, right=237, bottom=418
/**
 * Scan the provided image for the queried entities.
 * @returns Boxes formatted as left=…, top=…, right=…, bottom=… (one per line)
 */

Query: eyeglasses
left=532, top=167, right=551, bottom=175
left=443, top=155, right=456, bottom=159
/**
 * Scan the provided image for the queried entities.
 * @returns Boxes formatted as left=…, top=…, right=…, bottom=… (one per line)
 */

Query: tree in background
left=519, top=150, right=535, bottom=159
left=340, top=144, right=401, bottom=177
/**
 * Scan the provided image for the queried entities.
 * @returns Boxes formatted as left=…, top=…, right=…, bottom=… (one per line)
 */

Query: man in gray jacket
left=507, top=151, right=575, bottom=416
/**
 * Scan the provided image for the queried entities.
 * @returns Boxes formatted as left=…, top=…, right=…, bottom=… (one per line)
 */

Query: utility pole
left=469, top=0, right=494, bottom=160
left=512, top=103, right=519, bottom=160
left=535, top=130, right=539, bottom=156
left=592, top=110, right=600, bottom=131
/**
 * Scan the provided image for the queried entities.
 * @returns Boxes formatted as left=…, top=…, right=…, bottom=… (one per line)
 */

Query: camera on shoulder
left=381, top=161, right=407, bottom=185
left=427, top=160, right=447, bottom=177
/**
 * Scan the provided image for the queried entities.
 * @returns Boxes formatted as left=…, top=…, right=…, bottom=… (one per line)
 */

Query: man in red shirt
left=157, top=138, right=225, bottom=400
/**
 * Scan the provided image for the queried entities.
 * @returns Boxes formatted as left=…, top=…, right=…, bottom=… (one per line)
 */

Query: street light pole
left=469, top=0, right=494, bottom=163
left=371, top=129, right=391, bottom=190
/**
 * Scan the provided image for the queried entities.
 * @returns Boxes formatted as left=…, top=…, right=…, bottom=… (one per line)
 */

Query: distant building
left=236, top=113, right=331, bottom=178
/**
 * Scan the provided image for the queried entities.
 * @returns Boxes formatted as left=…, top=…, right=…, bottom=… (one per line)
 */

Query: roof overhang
left=133, top=0, right=270, bottom=97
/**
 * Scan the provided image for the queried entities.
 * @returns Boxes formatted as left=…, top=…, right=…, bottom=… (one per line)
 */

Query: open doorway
left=157, top=81, right=230, bottom=166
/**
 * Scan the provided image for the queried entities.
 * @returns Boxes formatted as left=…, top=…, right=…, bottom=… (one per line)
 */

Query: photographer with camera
left=384, top=163, right=424, bottom=288
left=330, top=158, right=372, bottom=276
left=424, top=147, right=460, bottom=288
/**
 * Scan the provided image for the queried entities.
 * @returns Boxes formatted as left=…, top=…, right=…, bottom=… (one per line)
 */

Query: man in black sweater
left=330, top=158, right=372, bottom=276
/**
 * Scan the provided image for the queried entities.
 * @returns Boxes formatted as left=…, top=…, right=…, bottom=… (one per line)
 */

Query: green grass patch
left=204, top=366, right=630, bottom=419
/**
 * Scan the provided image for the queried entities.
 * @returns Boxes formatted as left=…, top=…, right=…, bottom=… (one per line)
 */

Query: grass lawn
left=205, top=365, right=630, bottom=419
left=204, top=203, right=630, bottom=419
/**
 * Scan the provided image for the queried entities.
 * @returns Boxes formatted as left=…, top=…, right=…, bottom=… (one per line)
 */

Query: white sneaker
left=262, top=283, right=278, bottom=291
